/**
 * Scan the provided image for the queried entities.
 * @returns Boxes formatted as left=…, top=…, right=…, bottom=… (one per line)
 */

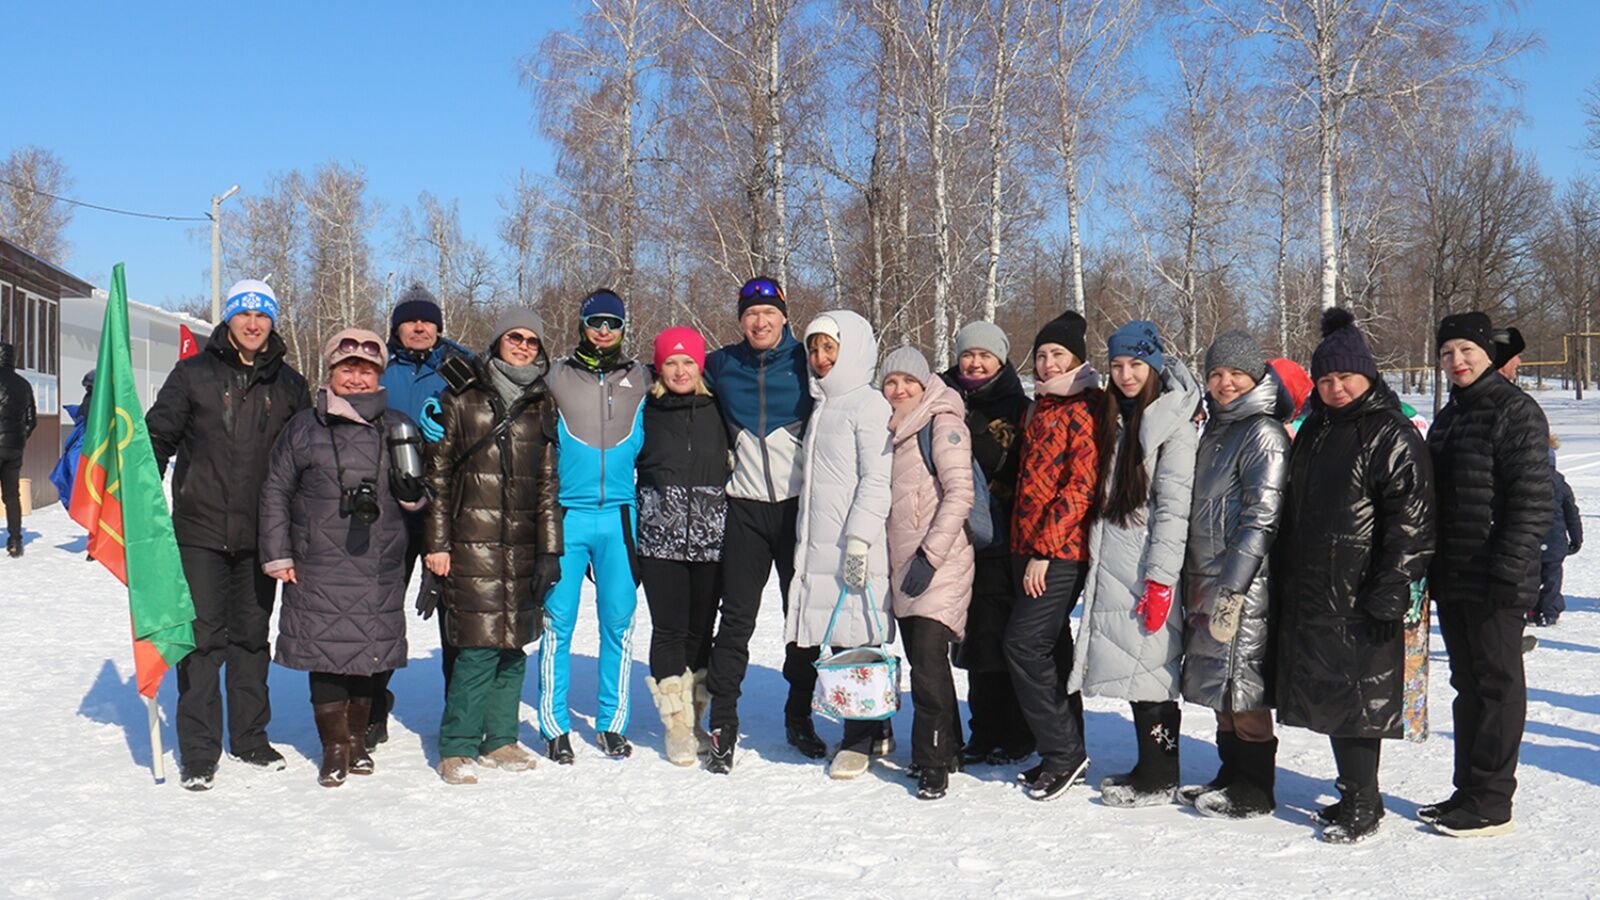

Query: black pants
left=176, top=546, right=277, bottom=765
left=0, top=449, right=21, bottom=542
left=900, top=616, right=962, bottom=767
left=640, top=556, right=719, bottom=681
left=309, top=672, right=383, bottom=705
left=707, top=497, right=811, bottom=732
left=1330, top=736, right=1381, bottom=791
left=1537, top=558, right=1566, bottom=621
left=968, top=671, right=1033, bottom=754
left=1004, top=557, right=1089, bottom=773
left=1436, top=599, right=1528, bottom=821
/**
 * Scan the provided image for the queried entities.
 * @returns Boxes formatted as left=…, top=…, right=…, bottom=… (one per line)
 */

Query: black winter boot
left=1179, top=729, right=1237, bottom=806
left=786, top=716, right=827, bottom=759
left=313, top=701, right=352, bottom=788
left=705, top=728, right=737, bottom=774
left=1320, top=780, right=1383, bottom=844
left=916, top=766, right=949, bottom=801
left=546, top=733, right=575, bottom=765
left=596, top=731, right=633, bottom=759
left=1194, top=736, right=1275, bottom=819
left=365, top=689, right=394, bottom=751
left=346, top=697, right=375, bottom=775
left=1101, top=702, right=1181, bottom=808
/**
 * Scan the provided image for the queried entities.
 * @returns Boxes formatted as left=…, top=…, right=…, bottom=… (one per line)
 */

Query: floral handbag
left=811, top=586, right=902, bottom=722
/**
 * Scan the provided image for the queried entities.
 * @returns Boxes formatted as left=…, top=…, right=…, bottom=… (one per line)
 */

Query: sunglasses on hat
left=739, top=278, right=785, bottom=303
left=336, top=337, right=384, bottom=359
left=583, top=314, right=624, bottom=332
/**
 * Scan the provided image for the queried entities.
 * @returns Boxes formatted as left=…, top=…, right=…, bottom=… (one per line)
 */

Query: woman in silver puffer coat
left=1179, top=330, right=1290, bottom=820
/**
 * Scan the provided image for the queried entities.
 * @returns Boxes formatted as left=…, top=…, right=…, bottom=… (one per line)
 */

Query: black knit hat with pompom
left=1311, top=307, right=1378, bottom=380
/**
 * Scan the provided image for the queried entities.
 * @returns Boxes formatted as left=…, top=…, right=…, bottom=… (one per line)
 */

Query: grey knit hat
left=492, top=307, right=546, bottom=346
left=881, top=345, right=933, bottom=386
left=1204, top=330, right=1267, bottom=380
left=955, top=320, right=1011, bottom=363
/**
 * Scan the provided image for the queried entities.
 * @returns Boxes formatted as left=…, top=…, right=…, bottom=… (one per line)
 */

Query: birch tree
left=0, top=146, right=73, bottom=265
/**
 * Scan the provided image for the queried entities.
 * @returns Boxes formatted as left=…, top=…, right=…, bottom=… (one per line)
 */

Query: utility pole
left=209, top=184, right=241, bottom=323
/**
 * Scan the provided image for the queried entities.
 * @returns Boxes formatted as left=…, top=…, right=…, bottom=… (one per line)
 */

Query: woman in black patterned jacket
left=637, top=326, right=731, bottom=766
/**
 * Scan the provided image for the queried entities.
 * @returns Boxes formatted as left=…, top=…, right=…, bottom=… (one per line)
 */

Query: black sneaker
left=1023, top=757, right=1090, bottom=802
left=785, top=717, right=827, bottom=759
left=232, top=745, right=287, bottom=771
left=6, top=537, right=22, bottom=558
left=180, top=760, right=217, bottom=792
left=1432, top=806, right=1514, bottom=838
left=1417, top=796, right=1463, bottom=826
left=596, top=731, right=633, bottom=759
left=365, top=690, right=394, bottom=750
left=916, top=766, right=949, bottom=801
left=706, top=728, right=736, bottom=774
left=546, top=733, right=575, bottom=765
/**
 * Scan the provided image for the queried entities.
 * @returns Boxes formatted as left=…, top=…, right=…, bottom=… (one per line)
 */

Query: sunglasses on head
left=337, top=337, right=384, bottom=359
left=583, top=314, right=624, bottom=332
left=739, top=279, right=785, bottom=303
left=502, top=331, right=542, bottom=348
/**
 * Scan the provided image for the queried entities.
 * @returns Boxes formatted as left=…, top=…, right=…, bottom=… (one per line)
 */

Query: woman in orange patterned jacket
left=1004, top=310, right=1108, bottom=801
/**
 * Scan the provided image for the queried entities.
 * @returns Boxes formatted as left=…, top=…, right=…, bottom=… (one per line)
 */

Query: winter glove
left=1134, top=581, right=1173, bottom=633
left=1207, top=590, right=1247, bottom=643
left=533, top=554, right=564, bottom=604
left=900, top=550, right=937, bottom=598
left=1365, top=615, right=1401, bottom=643
left=843, top=538, right=870, bottom=591
left=389, top=469, right=427, bottom=504
left=415, top=570, right=443, bottom=620
left=1570, top=541, right=1582, bottom=556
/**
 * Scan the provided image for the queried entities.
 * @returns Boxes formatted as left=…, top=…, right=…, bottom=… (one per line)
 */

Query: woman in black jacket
left=638, top=327, right=730, bottom=766
left=1275, top=310, right=1435, bottom=843
left=1423, top=311, right=1552, bottom=838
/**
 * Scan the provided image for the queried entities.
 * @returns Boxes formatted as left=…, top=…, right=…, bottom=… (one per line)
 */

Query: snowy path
left=2, top=394, right=1598, bottom=897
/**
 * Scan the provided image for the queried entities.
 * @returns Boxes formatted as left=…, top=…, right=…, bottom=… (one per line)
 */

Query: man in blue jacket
left=374, top=283, right=471, bottom=744
left=540, top=289, right=650, bottom=763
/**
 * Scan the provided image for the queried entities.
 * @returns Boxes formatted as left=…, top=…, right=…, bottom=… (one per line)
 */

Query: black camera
left=340, top=479, right=382, bottom=525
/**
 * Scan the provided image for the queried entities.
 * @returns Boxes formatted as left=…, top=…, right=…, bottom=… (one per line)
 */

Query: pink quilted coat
left=886, top=376, right=976, bottom=638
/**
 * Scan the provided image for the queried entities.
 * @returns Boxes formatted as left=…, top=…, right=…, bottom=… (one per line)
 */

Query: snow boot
left=597, top=731, right=633, bottom=759
left=1194, top=736, right=1276, bottom=819
left=547, top=733, right=576, bottom=765
left=232, top=745, right=287, bottom=771
left=872, top=719, right=896, bottom=757
left=1102, top=702, right=1180, bottom=808
left=313, top=701, right=352, bottom=788
left=690, top=669, right=713, bottom=754
left=786, top=716, right=827, bottom=759
left=1320, top=780, right=1383, bottom=844
left=1432, top=806, right=1515, bottom=838
left=1022, top=756, right=1091, bottom=802
left=346, top=697, right=374, bottom=775
left=479, top=743, right=537, bottom=772
left=705, top=727, right=737, bottom=774
left=365, top=689, right=394, bottom=751
left=6, top=535, right=21, bottom=557
left=1178, top=730, right=1239, bottom=806
left=438, top=756, right=478, bottom=785
left=829, top=749, right=871, bottom=780
left=180, top=760, right=216, bottom=792
left=916, top=766, right=949, bottom=801
left=646, top=674, right=698, bottom=767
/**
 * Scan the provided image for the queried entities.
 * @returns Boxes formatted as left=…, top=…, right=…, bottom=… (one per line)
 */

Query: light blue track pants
left=538, top=506, right=640, bottom=739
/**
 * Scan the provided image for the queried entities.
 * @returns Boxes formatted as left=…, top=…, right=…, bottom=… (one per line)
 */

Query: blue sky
left=4, top=1, right=1598, bottom=308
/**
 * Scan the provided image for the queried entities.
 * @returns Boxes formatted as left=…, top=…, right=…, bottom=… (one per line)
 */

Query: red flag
left=178, top=324, right=199, bottom=360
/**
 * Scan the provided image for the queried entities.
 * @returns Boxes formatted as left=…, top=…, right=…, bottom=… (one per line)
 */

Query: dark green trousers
left=439, top=648, right=526, bottom=758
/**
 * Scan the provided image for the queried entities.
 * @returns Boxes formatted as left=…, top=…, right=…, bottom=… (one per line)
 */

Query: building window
left=0, top=281, right=11, bottom=345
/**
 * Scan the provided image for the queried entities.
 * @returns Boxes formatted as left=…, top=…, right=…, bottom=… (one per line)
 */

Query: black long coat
left=0, top=343, right=36, bottom=454
left=425, top=356, right=563, bottom=650
left=1275, top=380, right=1436, bottom=738
left=1427, top=371, right=1552, bottom=608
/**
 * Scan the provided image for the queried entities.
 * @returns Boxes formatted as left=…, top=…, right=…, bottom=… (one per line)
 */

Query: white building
left=57, top=293, right=213, bottom=424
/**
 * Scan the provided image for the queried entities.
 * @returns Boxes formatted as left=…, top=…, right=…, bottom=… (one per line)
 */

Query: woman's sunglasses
left=583, top=314, right=624, bottom=332
left=502, top=331, right=542, bottom=349
left=337, top=337, right=384, bottom=358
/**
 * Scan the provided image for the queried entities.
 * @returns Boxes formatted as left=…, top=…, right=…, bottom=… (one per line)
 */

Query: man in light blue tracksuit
left=540, top=289, right=649, bottom=762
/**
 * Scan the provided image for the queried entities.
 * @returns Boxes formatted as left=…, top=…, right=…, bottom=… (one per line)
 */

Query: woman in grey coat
left=259, top=329, right=428, bottom=788
left=1068, top=321, right=1199, bottom=808
left=1179, top=330, right=1290, bottom=819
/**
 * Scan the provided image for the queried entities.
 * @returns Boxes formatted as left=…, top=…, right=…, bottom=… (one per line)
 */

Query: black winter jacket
left=1544, top=453, right=1582, bottom=562
left=1427, top=372, right=1553, bottom=608
left=1275, top=380, right=1435, bottom=739
left=425, top=355, right=563, bottom=650
left=939, top=363, right=1028, bottom=558
left=0, top=345, right=36, bottom=455
left=146, top=327, right=310, bottom=552
left=636, top=391, right=729, bottom=561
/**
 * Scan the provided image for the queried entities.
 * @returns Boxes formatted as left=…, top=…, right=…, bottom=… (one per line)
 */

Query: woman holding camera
left=259, top=329, right=429, bottom=788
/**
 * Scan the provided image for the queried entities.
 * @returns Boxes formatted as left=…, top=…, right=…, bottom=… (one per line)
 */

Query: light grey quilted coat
left=1069, top=359, right=1200, bottom=702
left=1180, top=373, right=1289, bottom=713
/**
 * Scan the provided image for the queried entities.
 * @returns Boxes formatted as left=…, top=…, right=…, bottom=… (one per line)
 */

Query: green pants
left=439, top=648, right=527, bottom=758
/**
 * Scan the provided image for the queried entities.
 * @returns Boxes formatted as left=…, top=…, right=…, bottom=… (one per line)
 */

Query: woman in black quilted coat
left=637, top=326, right=730, bottom=766
left=1422, top=311, right=1552, bottom=838
left=1275, top=309, right=1435, bottom=844
left=259, top=329, right=428, bottom=788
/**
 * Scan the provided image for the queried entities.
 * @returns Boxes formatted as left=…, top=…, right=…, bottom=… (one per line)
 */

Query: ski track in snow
left=3, top=393, right=1599, bottom=897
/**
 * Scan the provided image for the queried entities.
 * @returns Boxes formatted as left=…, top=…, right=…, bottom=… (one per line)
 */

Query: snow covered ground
left=2, top=392, right=1598, bottom=898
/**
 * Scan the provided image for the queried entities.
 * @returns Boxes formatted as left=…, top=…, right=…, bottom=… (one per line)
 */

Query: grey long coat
left=259, top=388, right=419, bottom=676
left=1181, top=374, right=1290, bottom=713
left=1070, top=359, right=1200, bottom=702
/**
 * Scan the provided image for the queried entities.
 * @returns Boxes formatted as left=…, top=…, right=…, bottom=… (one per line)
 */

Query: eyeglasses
left=337, top=337, right=384, bottom=358
left=583, top=315, right=624, bottom=332
left=739, top=278, right=785, bottom=304
left=502, top=331, right=542, bottom=348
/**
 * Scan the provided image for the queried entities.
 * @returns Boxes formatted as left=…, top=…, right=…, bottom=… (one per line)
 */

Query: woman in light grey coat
left=1068, top=322, right=1199, bottom=808
left=784, top=309, right=894, bottom=780
left=1179, top=329, right=1290, bottom=819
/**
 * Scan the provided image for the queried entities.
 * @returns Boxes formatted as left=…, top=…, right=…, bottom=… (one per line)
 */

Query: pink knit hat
left=654, top=326, right=706, bottom=372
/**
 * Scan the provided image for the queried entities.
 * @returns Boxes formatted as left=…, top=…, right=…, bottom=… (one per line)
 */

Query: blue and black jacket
left=703, top=330, right=812, bottom=503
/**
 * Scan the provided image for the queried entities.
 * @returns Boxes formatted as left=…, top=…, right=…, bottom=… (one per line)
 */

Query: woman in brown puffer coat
left=425, top=308, right=563, bottom=785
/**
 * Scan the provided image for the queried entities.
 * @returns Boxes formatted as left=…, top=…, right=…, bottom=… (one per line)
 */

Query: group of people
left=121, top=273, right=1571, bottom=846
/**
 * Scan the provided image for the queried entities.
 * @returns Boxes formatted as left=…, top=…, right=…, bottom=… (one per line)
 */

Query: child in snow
left=1534, top=433, right=1583, bottom=627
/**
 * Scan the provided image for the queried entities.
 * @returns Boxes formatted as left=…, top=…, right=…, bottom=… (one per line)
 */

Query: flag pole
left=147, top=694, right=166, bottom=784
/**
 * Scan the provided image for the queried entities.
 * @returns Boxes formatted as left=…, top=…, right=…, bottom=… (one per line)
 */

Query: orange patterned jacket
left=1011, top=383, right=1102, bottom=561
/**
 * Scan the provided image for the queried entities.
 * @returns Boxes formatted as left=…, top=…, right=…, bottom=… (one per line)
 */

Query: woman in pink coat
left=881, top=346, right=976, bottom=800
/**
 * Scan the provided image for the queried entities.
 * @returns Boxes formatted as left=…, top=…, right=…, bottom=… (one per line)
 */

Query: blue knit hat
left=1106, top=320, right=1165, bottom=372
left=580, top=289, right=626, bottom=322
left=222, top=279, right=279, bottom=326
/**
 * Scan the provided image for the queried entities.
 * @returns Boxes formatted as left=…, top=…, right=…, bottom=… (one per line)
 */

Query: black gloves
left=390, top=469, right=426, bottom=504
left=1366, top=616, right=1401, bottom=643
left=416, top=570, right=443, bottom=620
left=533, top=555, right=563, bottom=604
left=1570, top=541, right=1582, bottom=556
left=900, top=550, right=937, bottom=598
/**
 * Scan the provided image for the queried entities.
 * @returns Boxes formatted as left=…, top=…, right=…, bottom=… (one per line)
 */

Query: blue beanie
left=1106, top=320, right=1165, bottom=372
left=222, top=279, right=279, bottom=325
left=580, top=289, right=626, bottom=322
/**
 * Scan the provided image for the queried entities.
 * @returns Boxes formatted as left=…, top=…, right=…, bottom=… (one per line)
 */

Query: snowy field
left=2, top=393, right=1599, bottom=898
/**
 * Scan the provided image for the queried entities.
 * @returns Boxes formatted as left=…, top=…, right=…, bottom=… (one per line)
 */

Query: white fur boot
left=646, top=675, right=698, bottom=766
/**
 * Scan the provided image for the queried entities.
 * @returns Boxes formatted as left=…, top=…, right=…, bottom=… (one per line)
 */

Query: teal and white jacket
left=545, top=356, right=649, bottom=511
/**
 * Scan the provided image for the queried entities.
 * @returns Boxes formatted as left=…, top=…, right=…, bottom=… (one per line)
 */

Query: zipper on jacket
left=599, top=372, right=609, bottom=507
left=758, top=351, right=777, bottom=502
left=684, top=401, right=695, bottom=554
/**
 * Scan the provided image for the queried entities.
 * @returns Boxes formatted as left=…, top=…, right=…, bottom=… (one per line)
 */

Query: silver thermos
left=388, top=419, right=424, bottom=479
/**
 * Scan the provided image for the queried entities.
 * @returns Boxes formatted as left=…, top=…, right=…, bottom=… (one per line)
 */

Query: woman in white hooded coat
left=783, top=309, right=894, bottom=780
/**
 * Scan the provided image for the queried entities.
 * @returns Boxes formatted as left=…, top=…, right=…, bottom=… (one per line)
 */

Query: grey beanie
left=881, top=345, right=933, bottom=386
left=955, top=320, right=1010, bottom=363
left=492, top=307, right=547, bottom=346
left=1204, top=329, right=1267, bottom=380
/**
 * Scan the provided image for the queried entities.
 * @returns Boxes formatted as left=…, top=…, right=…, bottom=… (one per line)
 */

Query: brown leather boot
left=313, top=701, right=351, bottom=788
left=346, top=697, right=375, bottom=775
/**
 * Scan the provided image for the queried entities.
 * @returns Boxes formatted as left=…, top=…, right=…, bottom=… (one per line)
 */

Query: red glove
left=1134, top=581, right=1173, bottom=633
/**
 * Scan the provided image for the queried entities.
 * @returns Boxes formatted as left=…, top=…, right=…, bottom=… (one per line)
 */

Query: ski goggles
left=739, top=278, right=785, bottom=304
left=582, top=314, right=625, bottom=332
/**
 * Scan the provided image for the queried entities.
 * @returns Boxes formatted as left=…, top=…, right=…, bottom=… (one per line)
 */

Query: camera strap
left=328, top=418, right=382, bottom=491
